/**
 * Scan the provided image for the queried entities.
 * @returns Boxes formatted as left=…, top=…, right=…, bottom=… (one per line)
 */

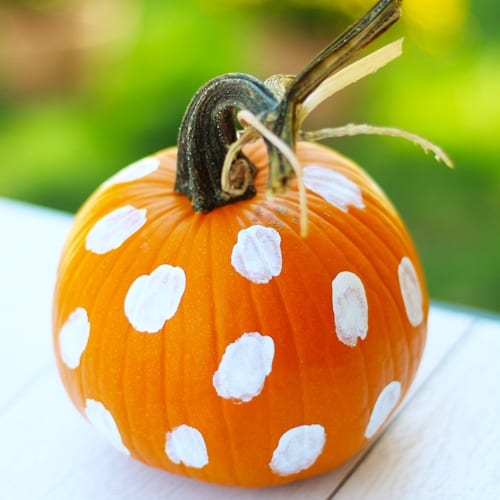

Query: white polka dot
left=365, top=381, right=401, bottom=439
left=165, top=425, right=208, bottom=468
left=86, top=205, right=147, bottom=255
left=270, top=424, right=326, bottom=476
left=231, top=225, right=282, bottom=284
left=398, top=256, right=424, bottom=327
left=303, top=165, right=364, bottom=212
left=124, top=264, right=186, bottom=333
left=213, top=332, right=275, bottom=403
left=332, top=271, right=368, bottom=346
left=59, top=307, right=90, bottom=369
left=103, top=157, right=160, bottom=187
left=85, top=399, right=129, bottom=455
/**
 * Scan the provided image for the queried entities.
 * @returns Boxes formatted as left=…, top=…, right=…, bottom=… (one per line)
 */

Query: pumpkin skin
left=52, top=139, right=428, bottom=487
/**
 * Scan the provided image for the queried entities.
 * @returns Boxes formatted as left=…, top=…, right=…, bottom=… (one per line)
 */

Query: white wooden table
left=1, top=197, right=499, bottom=500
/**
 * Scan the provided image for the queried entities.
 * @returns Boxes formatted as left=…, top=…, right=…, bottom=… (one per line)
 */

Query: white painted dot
left=365, top=381, right=401, bottom=439
left=213, top=332, right=275, bottom=403
left=270, top=424, right=326, bottom=476
left=303, top=165, right=364, bottom=212
left=231, top=225, right=282, bottom=284
left=398, top=256, right=424, bottom=327
left=85, top=399, right=129, bottom=455
left=103, top=157, right=160, bottom=187
left=332, top=271, right=368, bottom=347
left=86, top=205, right=147, bottom=255
left=124, top=264, right=186, bottom=333
left=165, top=424, right=208, bottom=468
left=59, top=307, right=90, bottom=369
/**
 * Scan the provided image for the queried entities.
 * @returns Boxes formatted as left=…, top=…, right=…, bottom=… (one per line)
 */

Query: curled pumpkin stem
left=300, top=124, right=454, bottom=168
left=179, top=0, right=453, bottom=241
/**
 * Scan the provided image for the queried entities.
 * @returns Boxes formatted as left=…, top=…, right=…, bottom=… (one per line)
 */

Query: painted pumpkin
left=53, top=0, right=436, bottom=488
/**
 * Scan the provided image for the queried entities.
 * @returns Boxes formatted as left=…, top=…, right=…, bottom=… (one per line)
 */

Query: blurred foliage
left=0, top=0, right=498, bottom=311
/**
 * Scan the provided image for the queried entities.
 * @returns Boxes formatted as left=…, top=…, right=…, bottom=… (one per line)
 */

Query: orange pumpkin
left=53, top=0, right=430, bottom=488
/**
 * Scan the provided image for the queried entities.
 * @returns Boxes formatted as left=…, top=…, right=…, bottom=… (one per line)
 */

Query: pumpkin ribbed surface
left=52, top=140, right=428, bottom=487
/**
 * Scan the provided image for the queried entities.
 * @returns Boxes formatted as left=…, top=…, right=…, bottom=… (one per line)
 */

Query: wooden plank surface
left=0, top=198, right=497, bottom=499
left=333, top=316, right=500, bottom=500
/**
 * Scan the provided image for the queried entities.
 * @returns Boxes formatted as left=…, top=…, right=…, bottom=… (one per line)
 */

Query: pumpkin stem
left=175, top=0, right=402, bottom=212
left=175, top=74, right=279, bottom=212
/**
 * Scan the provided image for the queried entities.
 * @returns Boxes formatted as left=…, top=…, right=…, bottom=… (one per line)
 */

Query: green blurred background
left=0, top=0, right=498, bottom=311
